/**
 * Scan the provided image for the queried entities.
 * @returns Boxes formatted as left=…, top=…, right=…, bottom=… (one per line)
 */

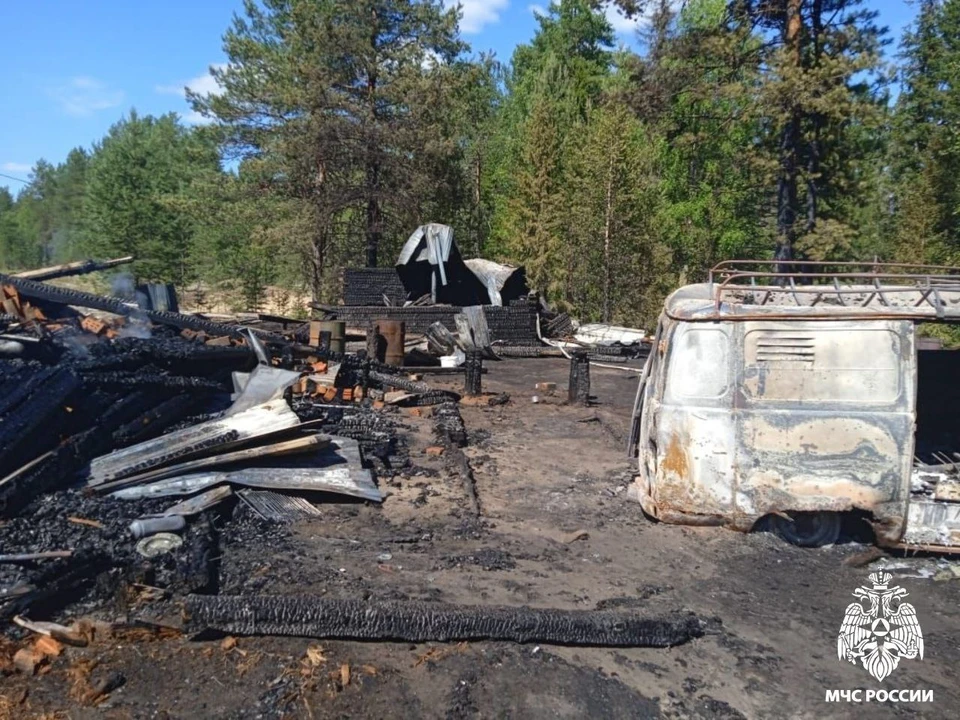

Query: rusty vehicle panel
left=629, top=262, right=960, bottom=551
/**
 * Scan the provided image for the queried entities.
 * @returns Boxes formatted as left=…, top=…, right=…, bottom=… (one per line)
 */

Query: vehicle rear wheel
left=770, top=511, right=841, bottom=547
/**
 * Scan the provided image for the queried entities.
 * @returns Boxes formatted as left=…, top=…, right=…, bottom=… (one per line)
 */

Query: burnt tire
left=770, top=511, right=841, bottom=548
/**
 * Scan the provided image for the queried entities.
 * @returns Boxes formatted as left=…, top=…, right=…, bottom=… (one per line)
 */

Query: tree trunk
left=365, top=9, right=381, bottom=268
left=310, top=233, right=325, bottom=305
left=473, top=152, right=483, bottom=257
left=602, top=152, right=615, bottom=323
left=806, top=0, right=823, bottom=236
left=775, top=0, right=804, bottom=273
left=185, top=594, right=705, bottom=648
left=365, top=164, right=381, bottom=268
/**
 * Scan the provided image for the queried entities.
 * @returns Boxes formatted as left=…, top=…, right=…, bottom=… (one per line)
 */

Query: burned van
left=628, top=261, right=960, bottom=550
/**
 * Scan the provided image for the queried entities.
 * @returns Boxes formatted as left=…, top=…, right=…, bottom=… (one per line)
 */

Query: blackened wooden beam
left=185, top=594, right=705, bottom=648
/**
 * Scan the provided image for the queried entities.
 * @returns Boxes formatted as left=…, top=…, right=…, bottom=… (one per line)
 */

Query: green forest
left=2, top=0, right=959, bottom=328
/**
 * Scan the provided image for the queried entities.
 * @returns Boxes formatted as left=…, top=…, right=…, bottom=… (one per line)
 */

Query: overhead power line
left=0, top=172, right=29, bottom=185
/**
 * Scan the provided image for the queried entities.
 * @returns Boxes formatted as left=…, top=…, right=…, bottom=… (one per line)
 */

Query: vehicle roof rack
left=678, top=260, right=960, bottom=321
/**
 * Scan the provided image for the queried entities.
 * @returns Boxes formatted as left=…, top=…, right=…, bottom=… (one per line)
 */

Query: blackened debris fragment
left=185, top=594, right=705, bottom=648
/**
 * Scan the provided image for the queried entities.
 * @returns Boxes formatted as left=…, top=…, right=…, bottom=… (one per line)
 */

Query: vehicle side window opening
left=915, top=344, right=960, bottom=464
left=664, top=327, right=729, bottom=402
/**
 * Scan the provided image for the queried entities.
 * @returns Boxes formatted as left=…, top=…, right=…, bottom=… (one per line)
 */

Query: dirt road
left=3, top=358, right=958, bottom=719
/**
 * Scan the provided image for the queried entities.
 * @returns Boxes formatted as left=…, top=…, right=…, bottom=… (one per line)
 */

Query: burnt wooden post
left=464, top=351, right=483, bottom=396
left=365, top=323, right=378, bottom=361
left=318, top=331, right=331, bottom=355
left=568, top=351, right=590, bottom=406
left=361, top=359, right=371, bottom=394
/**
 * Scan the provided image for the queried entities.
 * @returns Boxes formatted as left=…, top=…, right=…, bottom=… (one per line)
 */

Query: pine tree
left=49, top=149, right=90, bottom=262
left=740, top=0, right=888, bottom=265
left=628, top=0, right=771, bottom=281
left=0, top=187, right=27, bottom=270
left=191, top=0, right=467, bottom=299
left=889, top=0, right=960, bottom=263
left=565, top=102, right=670, bottom=326
left=505, top=92, right=566, bottom=300
left=12, top=161, right=61, bottom=267
left=491, top=0, right=615, bottom=304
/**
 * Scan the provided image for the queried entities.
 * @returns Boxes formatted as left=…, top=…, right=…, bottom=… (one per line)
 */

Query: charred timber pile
left=0, top=341, right=253, bottom=517
left=341, top=268, right=409, bottom=306
left=0, top=270, right=401, bottom=625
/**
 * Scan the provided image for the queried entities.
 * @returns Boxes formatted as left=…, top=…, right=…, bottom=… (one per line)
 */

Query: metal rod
left=709, top=259, right=960, bottom=283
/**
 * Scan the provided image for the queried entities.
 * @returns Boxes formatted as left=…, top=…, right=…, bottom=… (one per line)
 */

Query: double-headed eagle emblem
left=837, top=572, right=923, bottom=682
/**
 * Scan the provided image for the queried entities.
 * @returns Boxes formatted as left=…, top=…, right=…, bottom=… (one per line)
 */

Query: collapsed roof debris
left=324, top=224, right=651, bottom=367
left=396, top=223, right=489, bottom=306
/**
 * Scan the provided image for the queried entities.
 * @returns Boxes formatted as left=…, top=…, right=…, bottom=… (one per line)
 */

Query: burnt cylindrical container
left=320, top=321, right=346, bottom=355
left=130, top=515, right=186, bottom=539
left=378, top=320, right=406, bottom=367
left=318, top=330, right=332, bottom=354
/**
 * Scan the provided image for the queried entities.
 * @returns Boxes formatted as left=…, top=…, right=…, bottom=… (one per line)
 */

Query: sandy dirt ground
left=2, top=358, right=959, bottom=719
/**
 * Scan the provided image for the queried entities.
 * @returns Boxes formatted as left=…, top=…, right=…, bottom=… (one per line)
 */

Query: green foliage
left=3, top=0, right=960, bottom=330
left=176, top=164, right=315, bottom=310
left=565, top=103, right=671, bottom=326
left=190, top=0, right=469, bottom=299
left=0, top=153, right=92, bottom=270
left=0, top=187, right=28, bottom=269
left=83, top=112, right=220, bottom=285
left=889, top=0, right=960, bottom=265
left=489, top=0, right=615, bottom=292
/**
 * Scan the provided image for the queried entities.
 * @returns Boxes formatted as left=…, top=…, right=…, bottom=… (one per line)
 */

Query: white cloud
left=421, top=48, right=444, bottom=70
left=528, top=3, right=546, bottom=17
left=605, top=5, right=642, bottom=34
left=48, top=76, right=124, bottom=117
left=444, top=0, right=509, bottom=34
left=157, top=64, right=227, bottom=125
left=606, top=1, right=683, bottom=36
left=1, top=162, right=32, bottom=174
left=156, top=63, right=227, bottom=98
left=180, top=110, right=213, bottom=126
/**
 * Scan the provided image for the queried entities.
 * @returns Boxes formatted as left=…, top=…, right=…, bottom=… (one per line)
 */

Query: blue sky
left=0, top=1, right=920, bottom=194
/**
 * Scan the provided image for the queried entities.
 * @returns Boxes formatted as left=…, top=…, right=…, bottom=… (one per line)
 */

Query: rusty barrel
left=377, top=320, right=405, bottom=367
left=319, top=321, right=346, bottom=355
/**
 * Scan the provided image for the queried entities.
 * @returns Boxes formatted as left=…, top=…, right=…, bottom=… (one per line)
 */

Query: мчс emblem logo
left=837, top=572, right=923, bottom=682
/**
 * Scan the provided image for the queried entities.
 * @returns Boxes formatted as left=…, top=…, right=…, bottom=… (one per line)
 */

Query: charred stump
left=464, top=351, right=483, bottom=397
left=568, top=352, right=590, bottom=406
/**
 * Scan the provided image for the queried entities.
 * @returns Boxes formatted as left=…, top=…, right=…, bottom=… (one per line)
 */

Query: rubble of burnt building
left=0, top=245, right=695, bottom=692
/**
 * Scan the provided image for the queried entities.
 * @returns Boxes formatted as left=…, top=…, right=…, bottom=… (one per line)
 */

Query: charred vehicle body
left=629, top=261, right=960, bottom=550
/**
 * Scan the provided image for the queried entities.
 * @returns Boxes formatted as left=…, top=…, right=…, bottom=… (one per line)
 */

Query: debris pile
left=0, top=254, right=697, bottom=699
left=0, top=267, right=431, bottom=633
left=321, top=224, right=652, bottom=362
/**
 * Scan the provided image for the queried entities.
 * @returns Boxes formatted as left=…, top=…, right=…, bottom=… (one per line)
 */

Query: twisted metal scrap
left=185, top=595, right=704, bottom=648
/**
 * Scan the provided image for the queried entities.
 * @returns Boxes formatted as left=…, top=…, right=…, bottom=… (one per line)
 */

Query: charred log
left=80, top=371, right=226, bottom=394
left=0, top=367, right=82, bottom=477
left=369, top=370, right=431, bottom=394
left=185, top=594, right=705, bottom=648
left=464, top=351, right=483, bottom=397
